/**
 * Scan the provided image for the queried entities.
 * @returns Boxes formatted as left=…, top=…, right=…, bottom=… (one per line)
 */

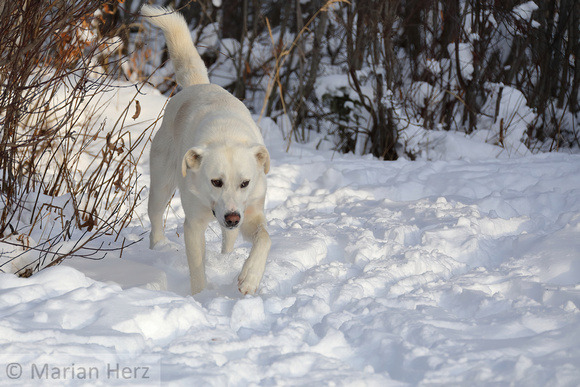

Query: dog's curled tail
left=141, top=5, right=209, bottom=87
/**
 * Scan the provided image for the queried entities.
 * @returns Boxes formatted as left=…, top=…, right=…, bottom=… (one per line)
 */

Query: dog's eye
left=240, top=180, right=250, bottom=189
left=211, top=179, right=223, bottom=188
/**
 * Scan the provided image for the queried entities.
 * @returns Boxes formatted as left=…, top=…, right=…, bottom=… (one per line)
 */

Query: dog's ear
left=181, top=147, right=204, bottom=177
left=253, top=144, right=270, bottom=174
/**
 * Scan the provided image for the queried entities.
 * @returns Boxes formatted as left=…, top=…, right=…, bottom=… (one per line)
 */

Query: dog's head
left=181, top=142, right=270, bottom=229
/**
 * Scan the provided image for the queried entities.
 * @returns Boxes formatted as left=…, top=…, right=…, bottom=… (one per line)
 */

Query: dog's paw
left=221, top=245, right=234, bottom=254
left=151, top=238, right=181, bottom=252
left=190, top=280, right=206, bottom=295
left=237, top=256, right=267, bottom=295
left=237, top=270, right=261, bottom=295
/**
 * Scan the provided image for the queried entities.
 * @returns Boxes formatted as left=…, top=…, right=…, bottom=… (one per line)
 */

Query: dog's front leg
left=184, top=217, right=209, bottom=294
left=238, top=211, right=271, bottom=295
left=221, top=227, right=239, bottom=254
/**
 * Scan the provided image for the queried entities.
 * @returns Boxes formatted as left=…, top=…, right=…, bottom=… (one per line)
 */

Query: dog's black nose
left=224, top=212, right=240, bottom=228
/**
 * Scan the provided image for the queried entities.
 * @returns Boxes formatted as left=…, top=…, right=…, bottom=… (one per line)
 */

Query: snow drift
left=0, top=82, right=579, bottom=386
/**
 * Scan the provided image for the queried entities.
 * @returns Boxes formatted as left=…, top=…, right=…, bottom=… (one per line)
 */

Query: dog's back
left=141, top=5, right=209, bottom=87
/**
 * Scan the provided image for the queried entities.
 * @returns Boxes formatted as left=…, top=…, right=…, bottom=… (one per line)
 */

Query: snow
left=1, top=83, right=580, bottom=386
left=448, top=42, right=474, bottom=81
left=512, top=1, right=541, bottom=30
left=513, top=1, right=539, bottom=23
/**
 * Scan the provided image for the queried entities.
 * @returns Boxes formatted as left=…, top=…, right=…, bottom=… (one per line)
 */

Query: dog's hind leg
left=221, top=227, right=239, bottom=254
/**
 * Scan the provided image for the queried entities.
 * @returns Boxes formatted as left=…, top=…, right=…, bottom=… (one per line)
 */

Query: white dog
left=142, top=5, right=271, bottom=295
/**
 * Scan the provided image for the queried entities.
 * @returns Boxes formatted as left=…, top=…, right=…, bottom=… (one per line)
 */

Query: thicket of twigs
left=0, top=0, right=153, bottom=276
left=133, top=0, right=579, bottom=158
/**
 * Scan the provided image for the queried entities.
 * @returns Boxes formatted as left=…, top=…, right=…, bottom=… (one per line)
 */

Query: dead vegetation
left=0, top=0, right=157, bottom=276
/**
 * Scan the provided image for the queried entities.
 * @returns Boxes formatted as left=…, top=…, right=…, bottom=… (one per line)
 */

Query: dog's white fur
left=142, top=5, right=271, bottom=295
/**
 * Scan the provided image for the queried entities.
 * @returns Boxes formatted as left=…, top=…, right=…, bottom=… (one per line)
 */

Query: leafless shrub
left=0, top=0, right=156, bottom=276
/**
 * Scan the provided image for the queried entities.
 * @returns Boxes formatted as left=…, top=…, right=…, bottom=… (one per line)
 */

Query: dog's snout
left=224, top=212, right=241, bottom=228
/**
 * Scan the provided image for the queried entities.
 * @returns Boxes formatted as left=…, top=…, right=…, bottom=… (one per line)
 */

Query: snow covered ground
left=1, top=84, right=580, bottom=386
